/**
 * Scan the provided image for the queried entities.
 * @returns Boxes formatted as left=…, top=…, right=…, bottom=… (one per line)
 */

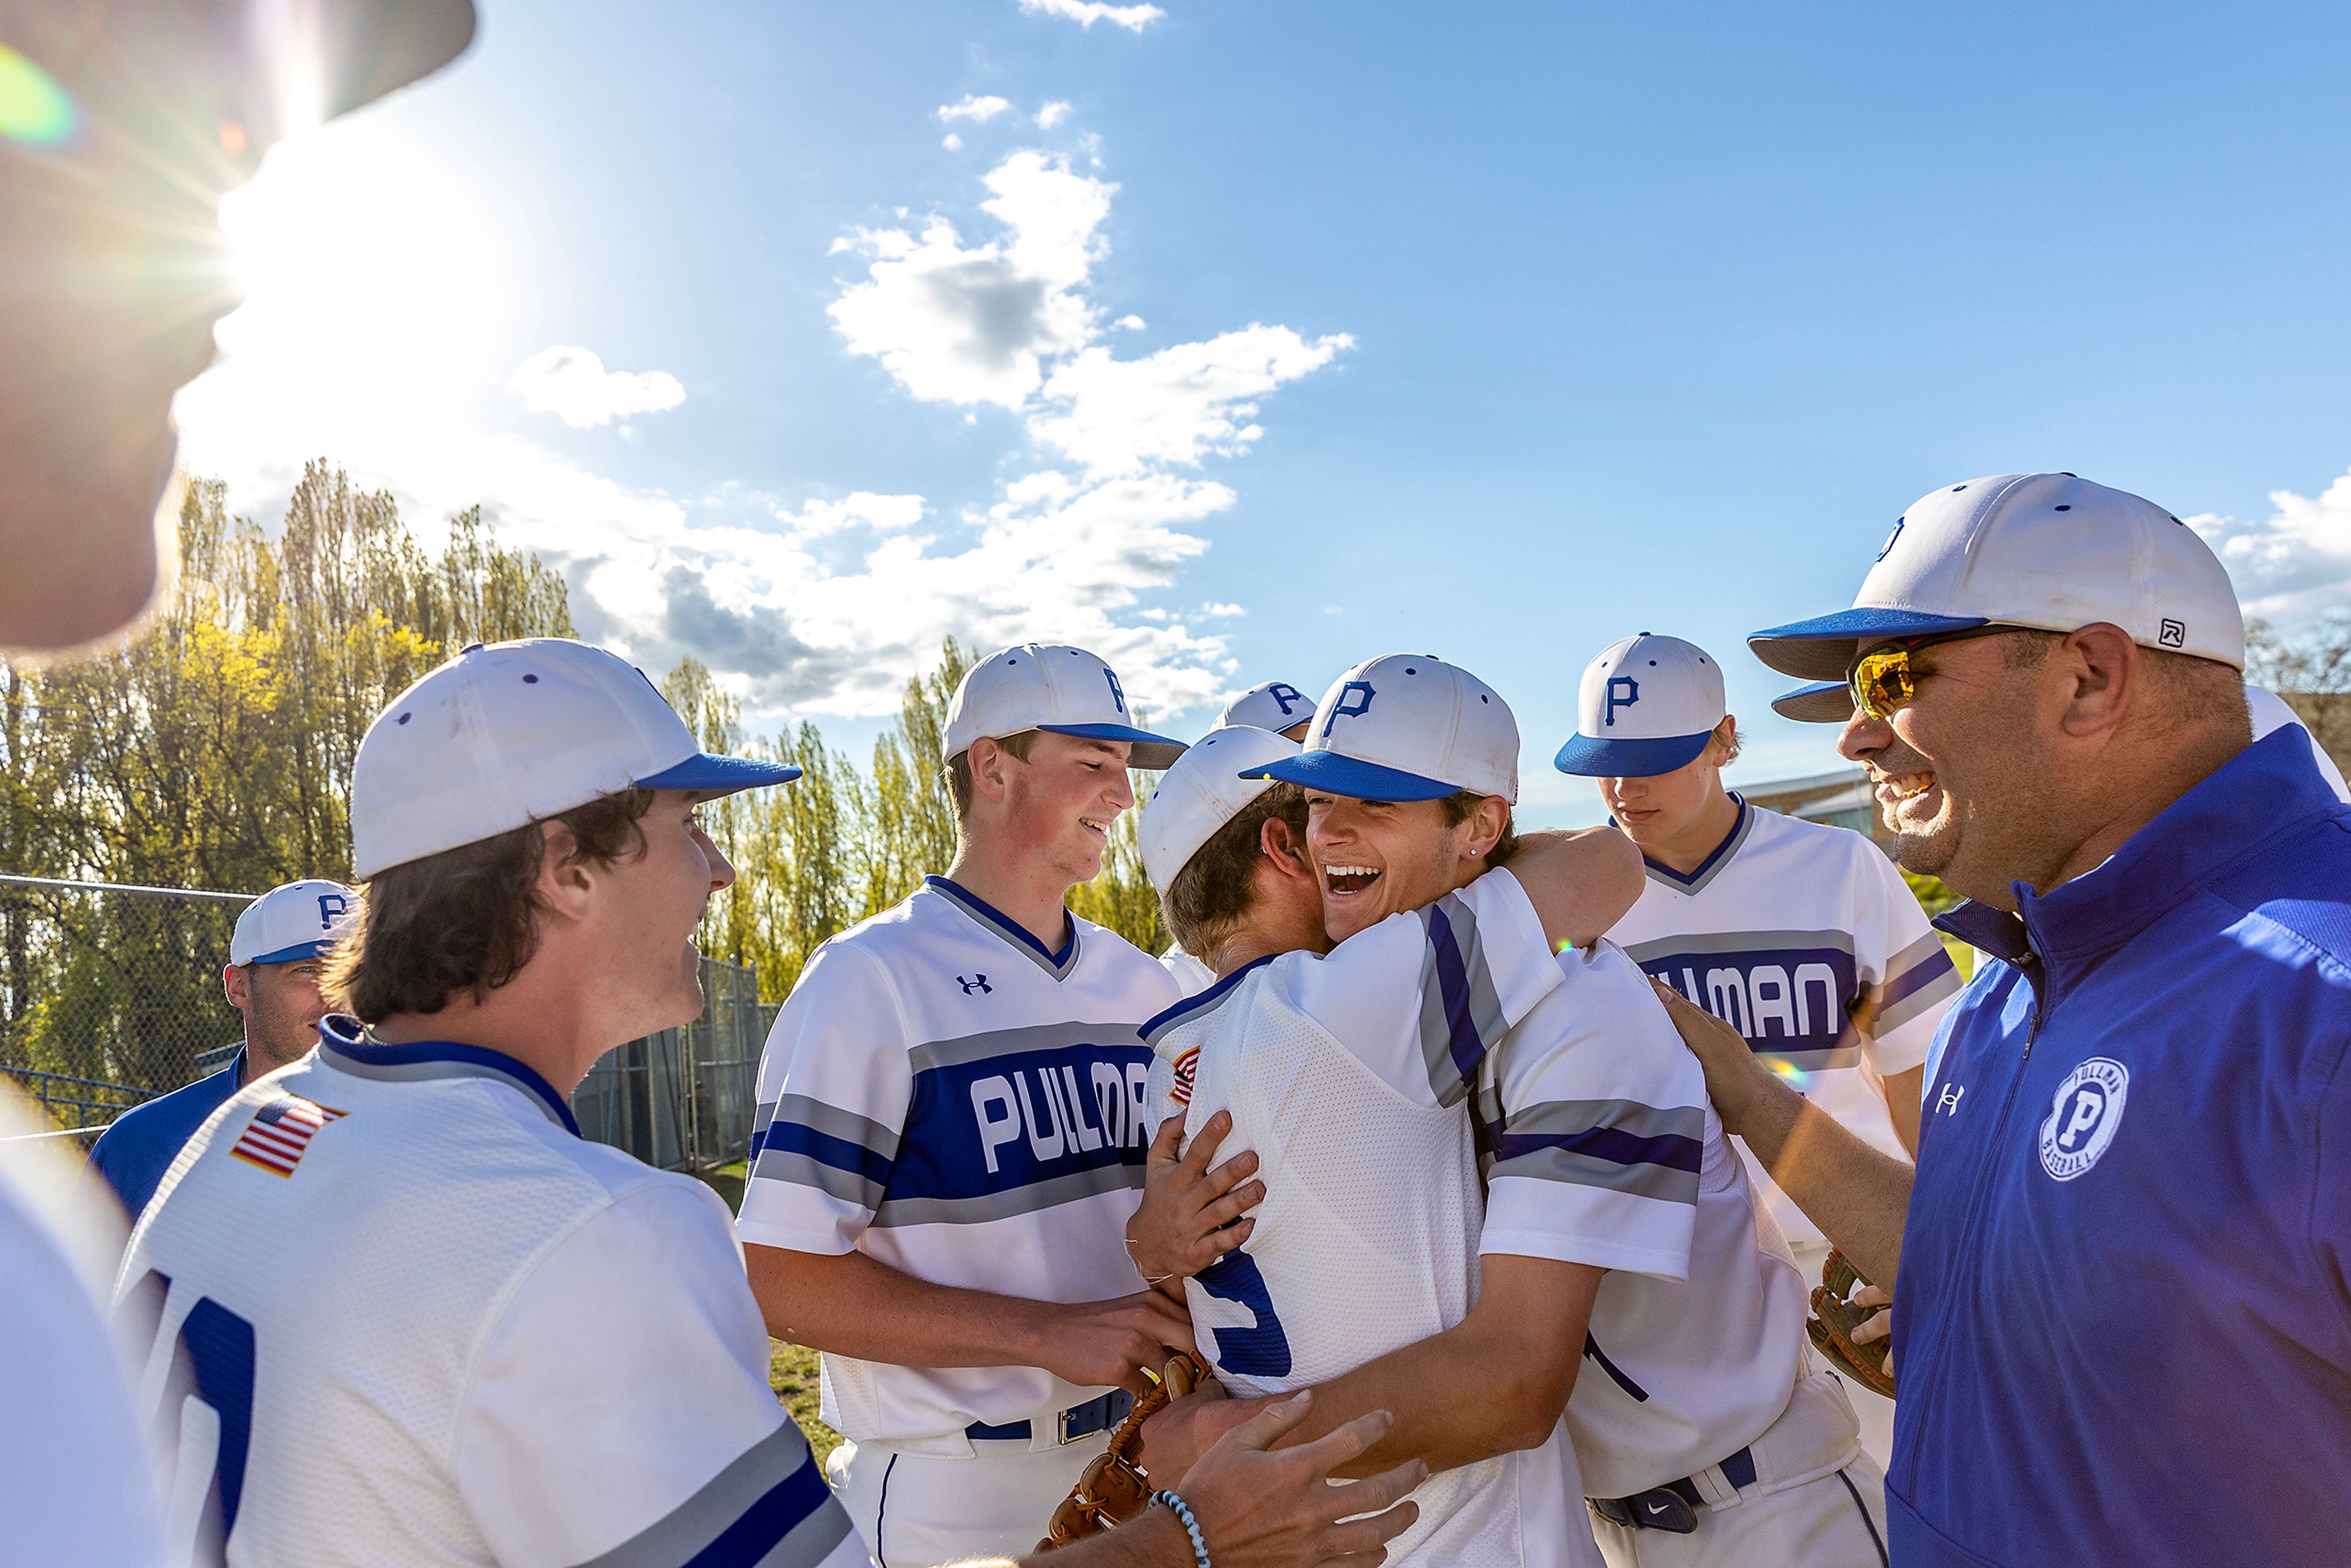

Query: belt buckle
left=1058, top=1395, right=1108, bottom=1446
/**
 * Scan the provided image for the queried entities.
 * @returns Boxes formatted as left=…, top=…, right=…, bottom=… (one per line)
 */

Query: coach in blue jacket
left=1660, top=471, right=2351, bottom=1568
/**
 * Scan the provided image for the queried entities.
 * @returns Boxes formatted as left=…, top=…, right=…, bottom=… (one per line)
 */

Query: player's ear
left=1460, top=796, right=1508, bottom=863
left=1261, top=816, right=1314, bottom=881
left=223, top=962, right=249, bottom=1010
left=966, top=735, right=1014, bottom=807
left=535, top=818, right=596, bottom=923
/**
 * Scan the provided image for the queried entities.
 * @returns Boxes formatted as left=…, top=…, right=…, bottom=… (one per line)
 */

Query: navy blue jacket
left=1893, top=727, right=2351, bottom=1566
left=86, top=1049, right=245, bottom=1223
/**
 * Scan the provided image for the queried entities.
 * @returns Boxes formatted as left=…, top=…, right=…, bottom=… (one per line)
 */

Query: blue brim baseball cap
left=245, top=939, right=340, bottom=966
left=1037, top=723, right=1190, bottom=771
left=1747, top=609, right=1993, bottom=681
left=1241, top=749, right=1461, bottom=803
left=637, top=752, right=804, bottom=794
left=1552, top=728, right=1716, bottom=779
left=1771, top=680, right=1855, bottom=724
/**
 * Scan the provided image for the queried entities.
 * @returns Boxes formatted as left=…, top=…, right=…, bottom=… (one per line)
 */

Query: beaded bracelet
left=1149, top=1488, right=1211, bottom=1568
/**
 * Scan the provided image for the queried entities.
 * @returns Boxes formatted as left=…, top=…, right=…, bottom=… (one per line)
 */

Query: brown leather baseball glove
left=1037, top=1352, right=1216, bottom=1551
left=1807, top=1249, right=1895, bottom=1399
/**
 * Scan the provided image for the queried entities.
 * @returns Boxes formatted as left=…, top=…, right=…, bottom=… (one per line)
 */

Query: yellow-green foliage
left=0, top=465, right=574, bottom=1089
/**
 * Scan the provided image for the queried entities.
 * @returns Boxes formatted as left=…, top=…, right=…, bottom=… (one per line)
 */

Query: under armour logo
left=1321, top=680, right=1375, bottom=738
left=957, top=973, right=992, bottom=995
left=1604, top=675, right=1640, bottom=726
left=2159, top=618, right=2186, bottom=649
left=1103, top=668, right=1128, bottom=715
left=1266, top=681, right=1305, bottom=716
left=1937, top=1082, right=1965, bottom=1117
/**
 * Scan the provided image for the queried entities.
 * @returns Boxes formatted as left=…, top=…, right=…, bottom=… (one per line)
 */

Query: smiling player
left=1130, top=686, right=1645, bottom=1568
left=737, top=644, right=1204, bottom=1566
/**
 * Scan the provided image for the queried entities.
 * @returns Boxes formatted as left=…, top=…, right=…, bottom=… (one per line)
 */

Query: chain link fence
left=0, top=876, right=773, bottom=1171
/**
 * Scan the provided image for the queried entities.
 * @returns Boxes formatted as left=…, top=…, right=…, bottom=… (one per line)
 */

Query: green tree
left=1, top=465, right=575, bottom=1093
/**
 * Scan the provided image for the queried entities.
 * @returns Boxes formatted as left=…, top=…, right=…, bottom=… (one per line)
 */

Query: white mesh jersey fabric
left=1563, top=1092, right=1817, bottom=1499
left=1610, top=804, right=1962, bottom=1248
left=1173, top=973, right=1578, bottom=1568
left=737, top=880, right=1183, bottom=1444
left=116, top=1052, right=858, bottom=1568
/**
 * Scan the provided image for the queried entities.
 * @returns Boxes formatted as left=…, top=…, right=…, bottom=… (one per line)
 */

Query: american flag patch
left=230, top=1094, right=347, bottom=1177
left=1170, top=1048, right=1199, bottom=1109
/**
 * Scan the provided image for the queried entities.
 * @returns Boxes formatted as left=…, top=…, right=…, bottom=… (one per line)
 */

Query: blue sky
left=177, top=0, right=2351, bottom=825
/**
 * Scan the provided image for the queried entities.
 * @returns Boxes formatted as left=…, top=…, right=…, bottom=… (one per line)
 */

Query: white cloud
left=1019, top=0, right=1164, bottom=30
left=174, top=116, right=1338, bottom=730
left=1037, top=100, right=1073, bottom=129
left=774, top=492, right=928, bottom=537
left=1029, top=325, right=1353, bottom=476
left=828, top=152, right=1114, bottom=408
left=942, top=132, right=964, bottom=151
left=939, top=94, right=1012, bottom=124
left=2188, top=467, right=2351, bottom=626
left=511, top=346, right=686, bottom=429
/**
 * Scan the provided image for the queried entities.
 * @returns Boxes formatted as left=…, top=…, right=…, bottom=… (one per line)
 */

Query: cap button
left=460, top=642, right=484, bottom=655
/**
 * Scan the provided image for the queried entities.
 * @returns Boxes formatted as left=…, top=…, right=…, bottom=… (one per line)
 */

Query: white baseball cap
left=1218, top=680, right=1314, bottom=734
left=230, top=879, right=362, bottom=966
left=1553, top=634, right=1727, bottom=778
left=349, top=639, right=801, bottom=879
left=943, top=644, right=1187, bottom=770
left=1245, top=654, right=1518, bottom=803
left=1750, top=473, right=2244, bottom=681
left=1139, top=726, right=1303, bottom=890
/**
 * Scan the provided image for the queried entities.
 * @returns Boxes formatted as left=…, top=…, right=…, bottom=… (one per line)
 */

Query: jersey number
left=1193, top=1251, right=1292, bottom=1378
left=144, top=1274, right=258, bottom=1551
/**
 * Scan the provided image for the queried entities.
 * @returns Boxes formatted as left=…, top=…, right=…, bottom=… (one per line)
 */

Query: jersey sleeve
left=1284, top=868, right=1565, bottom=1107
left=1851, top=848, right=1963, bottom=1078
left=1480, top=942, right=1704, bottom=1280
left=735, top=939, right=912, bottom=1256
left=457, top=1182, right=862, bottom=1568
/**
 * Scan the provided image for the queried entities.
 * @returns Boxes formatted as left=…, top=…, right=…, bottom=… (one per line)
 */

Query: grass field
left=703, top=1161, right=846, bottom=1464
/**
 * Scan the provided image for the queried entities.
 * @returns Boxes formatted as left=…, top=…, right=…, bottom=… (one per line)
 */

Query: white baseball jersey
left=1461, top=932, right=1815, bottom=1502
left=114, top=1018, right=858, bottom=1568
left=1143, top=871, right=1599, bottom=1568
left=1160, top=945, right=1215, bottom=998
left=1608, top=797, right=1961, bottom=1247
left=3, top=1082, right=171, bottom=1568
left=737, top=876, right=1180, bottom=1444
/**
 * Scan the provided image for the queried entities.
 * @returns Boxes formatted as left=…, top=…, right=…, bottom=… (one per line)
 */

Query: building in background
left=1740, top=766, right=1891, bottom=852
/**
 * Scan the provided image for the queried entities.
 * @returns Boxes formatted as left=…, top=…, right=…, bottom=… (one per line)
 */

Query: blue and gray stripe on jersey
left=752, top=1021, right=1154, bottom=1230
left=1415, top=890, right=1511, bottom=1109
left=1485, top=1095, right=1704, bottom=1205
left=1869, top=930, right=1963, bottom=1036
left=571, top=1421, right=853, bottom=1568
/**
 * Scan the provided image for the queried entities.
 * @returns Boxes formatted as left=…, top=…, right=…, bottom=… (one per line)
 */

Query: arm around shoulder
left=1505, top=826, right=1643, bottom=952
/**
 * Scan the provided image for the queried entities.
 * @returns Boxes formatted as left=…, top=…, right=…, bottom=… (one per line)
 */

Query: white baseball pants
left=1589, top=1370, right=1889, bottom=1568
left=826, top=1432, right=1107, bottom=1568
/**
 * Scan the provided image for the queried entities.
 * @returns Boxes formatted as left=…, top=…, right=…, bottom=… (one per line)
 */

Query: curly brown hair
left=322, top=789, right=655, bottom=1022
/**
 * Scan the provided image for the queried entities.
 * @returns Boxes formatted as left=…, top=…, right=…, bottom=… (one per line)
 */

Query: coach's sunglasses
left=1846, top=626, right=2022, bottom=721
